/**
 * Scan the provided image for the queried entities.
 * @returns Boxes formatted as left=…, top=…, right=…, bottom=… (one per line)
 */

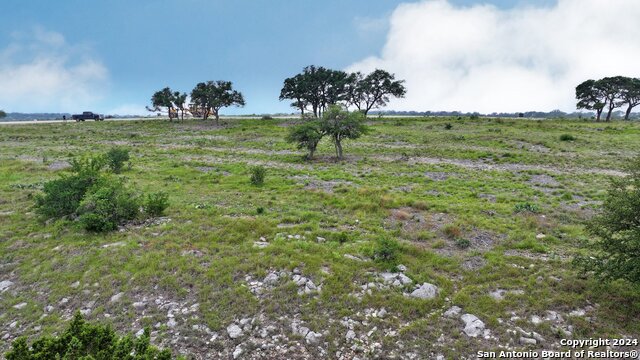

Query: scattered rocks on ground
left=461, top=314, right=485, bottom=337
left=443, top=306, right=462, bottom=318
left=0, top=280, right=13, bottom=292
left=110, top=292, right=124, bottom=303
left=227, top=323, right=243, bottom=339
left=409, top=283, right=439, bottom=300
left=12, top=302, right=27, bottom=310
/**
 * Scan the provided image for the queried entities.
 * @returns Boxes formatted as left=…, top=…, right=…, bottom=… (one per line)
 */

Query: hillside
left=0, top=117, right=638, bottom=359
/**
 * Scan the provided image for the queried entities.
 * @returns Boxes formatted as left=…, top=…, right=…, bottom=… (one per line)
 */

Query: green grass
left=0, top=116, right=639, bottom=358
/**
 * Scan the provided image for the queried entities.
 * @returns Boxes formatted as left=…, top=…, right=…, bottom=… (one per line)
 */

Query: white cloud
left=347, top=0, right=640, bottom=113
left=0, top=28, right=108, bottom=113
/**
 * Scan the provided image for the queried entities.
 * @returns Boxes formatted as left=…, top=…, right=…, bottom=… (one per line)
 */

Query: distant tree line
left=279, top=66, right=406, bottom=117
left=148, top=81, right=245, bottom=125
left=576, top=76, right=640, bottom=121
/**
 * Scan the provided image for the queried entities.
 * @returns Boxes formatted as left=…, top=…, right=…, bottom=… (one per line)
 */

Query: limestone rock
left=410, top=283, right=439, bottom=299
left=461, top=314, right=485, bottom=337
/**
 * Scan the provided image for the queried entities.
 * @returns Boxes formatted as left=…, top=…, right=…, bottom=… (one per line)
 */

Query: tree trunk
left=605, top=107, right=614, bottom=121
left=335, top=137, right=343, bottom=159
left=214, top=110, right=220, bottom=125
left=625, top=104, right=633, bottom=120
left=596, top=108, right=602, bottom=121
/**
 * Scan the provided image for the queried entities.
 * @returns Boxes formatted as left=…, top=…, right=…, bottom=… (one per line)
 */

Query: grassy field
left=0, top=117, right=639, bottom=359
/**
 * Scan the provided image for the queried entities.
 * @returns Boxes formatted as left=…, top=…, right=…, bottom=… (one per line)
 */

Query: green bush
left=78, top=179, right=140, bottom=232
left=559, top=134, right=576, bottom=141
left=5, top=312, right=179, bottom=360
left=455, top=238, right=471, bottom=249
left=144, top=191, right=170, bottom=217
left=106, top=147, right=130, bottom=173
left=373, top=236, right=400, bottom=264
left=574, top=158, right=640, bottom=285
left=286, top=121, right=323, bottom=159
left=34, top=153, right=168, bottom=232
left=35, top=174, right=98, bottom=219
left=514, top=202, right=540, bottom=214
left=444, top=123, right=453, bottom=130
left=250, top=166, right=266, bottom=186
left=35, top=155, right=105, bottom=219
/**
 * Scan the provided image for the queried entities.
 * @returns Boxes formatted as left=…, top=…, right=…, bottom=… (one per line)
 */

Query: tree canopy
left=319, top=105, right=368, bottom=159
left=347, top=69, right=406, bottom=115
left=147, top=87, right=177, bottom=121
left=190, top=81, right=245, bottom=124
left=576, top=76, right=640, bottom=121
left=280, top=66, right=405, bottom=118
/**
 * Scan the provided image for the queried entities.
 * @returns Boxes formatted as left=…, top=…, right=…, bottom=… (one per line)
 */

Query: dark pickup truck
left=72, top=111, right=103, bottom=121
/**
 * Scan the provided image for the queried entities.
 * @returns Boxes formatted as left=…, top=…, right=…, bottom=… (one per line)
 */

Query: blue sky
left=3, top=0, right=637, bottom=115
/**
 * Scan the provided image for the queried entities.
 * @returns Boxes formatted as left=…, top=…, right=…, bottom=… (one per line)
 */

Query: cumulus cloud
left=0, top=28, right=108, bottom=112
left=347, top=0, right=640, bottom=113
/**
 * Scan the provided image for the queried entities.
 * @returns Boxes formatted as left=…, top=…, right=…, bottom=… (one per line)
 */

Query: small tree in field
left=172, top=91, right=188, bottom=121
left=574, top=158, right=640, bottom=286
left=319, top=105, right=368, bottom=160
left=147, top=87, right=176, bottom=121
left=0, top=110, right=6, bottom=119
left=190, top=81, right=245, bottom=125
left=286, top=121, right=323, bottom=159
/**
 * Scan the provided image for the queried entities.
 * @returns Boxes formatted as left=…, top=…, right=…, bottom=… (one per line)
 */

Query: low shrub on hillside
left=35, top=152, right=168, bottom=233
left=78, top=179, right=140, bottom=232
left=144, top=191, right=170, bottom=217
left=35, top=156, right=105, bottom=219
left=373, top=236, right=400, bottom=265
left=250, top=166, right=266, bottom=186
left=574, top=158, right=640, bottom=285
left=5, top=312, right=180, bottom=360
left=106, top=147, right=130, bottom=173
left=514, top=202, right=540, bottom=214
left=559, top=134, right=576, bottom=141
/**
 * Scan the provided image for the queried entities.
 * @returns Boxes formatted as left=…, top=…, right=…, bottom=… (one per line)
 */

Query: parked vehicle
left=72, top=111, right=103, bottom=121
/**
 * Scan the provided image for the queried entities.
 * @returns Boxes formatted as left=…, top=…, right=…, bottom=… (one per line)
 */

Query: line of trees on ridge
left=279, top=66, right=406, bottom=117
left=576, top=76, right=640, bottom=121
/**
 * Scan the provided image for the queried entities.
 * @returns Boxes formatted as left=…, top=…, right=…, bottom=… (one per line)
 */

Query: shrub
left=444, top=123, right=453, bottom=130
left=261, top=115, right=273, bottom=120
left=144, top=191, right=170, bottom=217
left=250, top=166, right=266, bottom=186
left=373, top=236, right=400, bottom=264
left=443, top=224, right=462, bottom=239
left=5, top=312, right=178, bottom=360
left=256, top=206, right=265, bottom=215
left=333, top=232, right=351, bottom=244
left=70, top=155, right=106, bottom=176
left=105, top=147, right=130, bottom=173
left=35, top=156, right=105, bottom=219
left=514, top=202, right=540, bottom=214
left=559, top=134, right=576, bottom=141
left=286, top=121, right=323, bottom=159
left=574, top=158, right=640, bottom=285
left=77, top=179, right=140, bottom=232
left=455, top=238, right=471, bottom=249
left=35, top=174, right=99, bottom=219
